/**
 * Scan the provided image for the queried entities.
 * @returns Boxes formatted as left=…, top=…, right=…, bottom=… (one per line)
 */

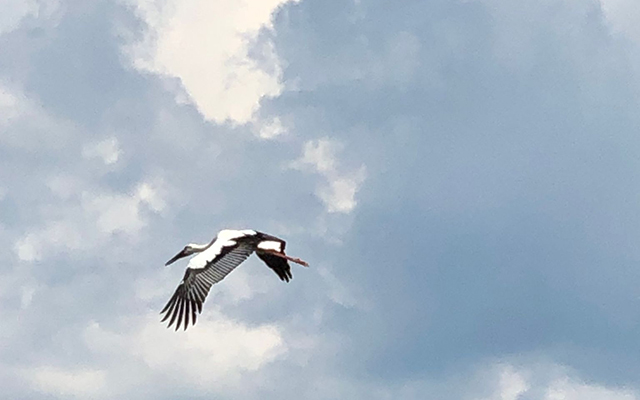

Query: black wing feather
left=256, top=251, right=292, bottom=282
left=255, top=237, right=292, bottom=282
left=160, top=241, right=256, bottom=330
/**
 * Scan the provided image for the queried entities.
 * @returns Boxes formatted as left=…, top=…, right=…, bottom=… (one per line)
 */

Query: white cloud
left=136, top=317, right=285, bottom=382
left=14, top=179, right=167, bottom=261
left=83, top=313, right=286, bottom=393
left=600, top=0, right=640, bottom=42
left=136, top=181, right=166, bottom=213
left=0, top=1, right=38, bottom=32
left=20, top=284, right=37, bottom=309
left=0, top=83, right=74, bottom=150
left=545, top=378, right=637, bottom=400
left=294, top=139, right=339, bottom=173
left=81, top=180, right=166, bottom=236
left=82, top=137, right=123, bottom=165
left=257, top=116, right=287, bottom=139
left=472, top=363, right=637, bottom=400
left=317, top=169, right=366, bottom=213
left=291, top=139, right=366, bottom=213
left=14, top=235, right=39, bottom=262
left=27, top=366, right=107, bottom=398
left=83, top=191, right=147, bottom=235
left=0, top=85, right=19, bottom=119
left=124, top=0, right=298, bottom=124
left=493, top=366, right=529, bottom=400
left=0, top=0, right=39, bottom=36
left=14, top=221, right=83, bottom=262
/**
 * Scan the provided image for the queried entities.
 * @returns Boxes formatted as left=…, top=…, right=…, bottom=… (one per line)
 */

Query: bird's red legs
left=263, top=249, right=309, bottom=267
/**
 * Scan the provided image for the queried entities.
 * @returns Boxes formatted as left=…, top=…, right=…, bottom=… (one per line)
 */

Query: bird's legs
left=262, top=249, right=309, bottom=267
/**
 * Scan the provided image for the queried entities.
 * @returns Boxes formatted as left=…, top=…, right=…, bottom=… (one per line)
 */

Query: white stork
left=161, top=229, right=309, bottom=330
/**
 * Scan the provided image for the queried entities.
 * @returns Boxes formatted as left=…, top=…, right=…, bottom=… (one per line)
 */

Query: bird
left=160, top=229, right=309, bottom=331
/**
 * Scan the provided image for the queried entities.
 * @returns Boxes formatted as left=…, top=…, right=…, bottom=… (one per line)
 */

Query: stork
left=161, top=229, right=309, bottom=330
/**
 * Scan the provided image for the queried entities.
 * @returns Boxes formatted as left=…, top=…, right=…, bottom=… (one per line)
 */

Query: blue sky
left=2, top=0, right=640, bottom=398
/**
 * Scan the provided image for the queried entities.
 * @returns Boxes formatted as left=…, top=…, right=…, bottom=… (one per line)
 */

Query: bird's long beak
left=165, top=249, right=188, bottom=266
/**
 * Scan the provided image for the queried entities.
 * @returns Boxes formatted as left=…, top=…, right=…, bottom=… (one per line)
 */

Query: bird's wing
left=160, top=241, right=255, bottom=330
left=255, top=237, right=292, bottom=281
left=256, top=251, right=292, bottom=282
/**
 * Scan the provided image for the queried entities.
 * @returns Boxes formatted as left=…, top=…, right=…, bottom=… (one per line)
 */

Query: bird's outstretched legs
left=263, top=249, right=309, bottom=267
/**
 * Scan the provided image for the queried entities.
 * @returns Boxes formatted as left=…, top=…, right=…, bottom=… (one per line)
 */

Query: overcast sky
left=2, top=0, right=640, bottom=398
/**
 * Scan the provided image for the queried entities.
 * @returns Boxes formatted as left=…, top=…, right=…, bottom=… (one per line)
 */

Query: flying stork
left=161, top=229, right=309, bottom=330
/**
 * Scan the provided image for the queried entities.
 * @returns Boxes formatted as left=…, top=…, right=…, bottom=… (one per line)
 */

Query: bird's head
left=165, top=244, right=199, bottom=266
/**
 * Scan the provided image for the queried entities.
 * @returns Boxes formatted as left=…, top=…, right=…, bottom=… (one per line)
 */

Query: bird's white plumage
left=257, top=240, right=283, bottom=252
left=187, top=229, right=257, bottom=270
left=218, top=229, right=257, bottom=241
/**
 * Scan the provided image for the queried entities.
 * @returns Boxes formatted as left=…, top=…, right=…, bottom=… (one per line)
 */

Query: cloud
left=14, top=178, right=167, bottom=262
left=132, top=316, right=285, bottom=382
left=82, top=181, right=166, bottom=235
left=14, top=221, right=83, bottom=262
left=545, top=377, right=637, bottom=400
left=600, top=0, right=640, bottom=42
left=0, top=82, right=75, bottom=150
left=256, top=115, right=287, bottom=139
left=291, top=139, right=366, bottom=213
left=79, top=314, right=286, bottom=396
left=466, top=363, right=638, bottom=400
left=0, top=0, right=42, bottom=36
left=82, top=137, right=122, bottom=165
left=27, top=366, right=107, bottom=398
left=0, top=0, right=37, bottom=34
left=491, top=366, right=529, bottom=400
left=124, top=0, right=298, bottom=124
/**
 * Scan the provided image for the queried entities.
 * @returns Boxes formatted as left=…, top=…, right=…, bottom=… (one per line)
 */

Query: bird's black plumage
left=256, top=252, right=292, bottom=281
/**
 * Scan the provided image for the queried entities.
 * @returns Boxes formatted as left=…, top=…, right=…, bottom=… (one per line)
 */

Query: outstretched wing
left=160, top=241, right=255, bottom=330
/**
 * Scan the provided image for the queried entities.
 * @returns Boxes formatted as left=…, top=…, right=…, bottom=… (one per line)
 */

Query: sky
left=1, top=0, right=640, bottom=398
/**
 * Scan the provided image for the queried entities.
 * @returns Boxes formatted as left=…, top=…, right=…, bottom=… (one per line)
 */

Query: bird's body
left=161, top=229, right=308, bottom=330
